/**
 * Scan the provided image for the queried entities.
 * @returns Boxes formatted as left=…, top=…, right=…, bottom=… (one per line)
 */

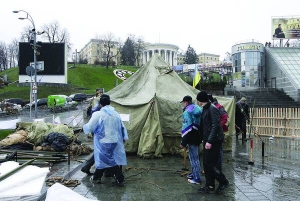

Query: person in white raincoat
left=83, top=96, right=128, bottom=186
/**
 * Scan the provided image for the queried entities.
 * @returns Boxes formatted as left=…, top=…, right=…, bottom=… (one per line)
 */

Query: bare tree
left=11, top=39, right=19, bottom=67
left=135, top=37, right=145, bottom=66
left=96, top=33, right=122, bottom=69
left=0, top=42, right=8, bottom=71
left=41, top=20, right=72, bottom=53
left=20, top=25, right=32, bottom=42
left=6, top=39, right=19, bottom=68
left=7, top=44, right=15, bottom=68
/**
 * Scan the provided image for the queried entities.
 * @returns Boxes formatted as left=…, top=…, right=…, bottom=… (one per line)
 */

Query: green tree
left=184, top=45, right=198, bottom=64
left=121, top=37, right=135, bottom=66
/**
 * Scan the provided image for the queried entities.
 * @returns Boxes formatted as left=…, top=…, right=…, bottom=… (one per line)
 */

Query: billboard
left=19, top=42, right=67, bottom=84
left=19, top=42, right=66, bottom=75
left=272, top=17, right=300, bottom=39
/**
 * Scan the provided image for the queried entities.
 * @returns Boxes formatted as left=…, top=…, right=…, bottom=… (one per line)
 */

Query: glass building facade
left=265, top=47, right=300, bottom=101
left=231, top=42, right=265, bottom=88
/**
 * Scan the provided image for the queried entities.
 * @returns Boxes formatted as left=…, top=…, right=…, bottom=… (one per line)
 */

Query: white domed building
left=142, top=43, right=179, bottom=66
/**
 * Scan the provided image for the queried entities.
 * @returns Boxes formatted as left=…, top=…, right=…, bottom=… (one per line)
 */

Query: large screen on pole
left=272, top=17, right=300, bottom=39
left=19, top=42, right=66, bottom=75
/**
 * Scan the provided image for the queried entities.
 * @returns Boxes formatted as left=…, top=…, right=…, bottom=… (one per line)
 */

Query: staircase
left=226, top=87, right=300, bottom=108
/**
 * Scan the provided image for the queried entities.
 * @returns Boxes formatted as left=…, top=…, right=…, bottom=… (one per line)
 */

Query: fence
left=249, top=108, right=300, bottom=137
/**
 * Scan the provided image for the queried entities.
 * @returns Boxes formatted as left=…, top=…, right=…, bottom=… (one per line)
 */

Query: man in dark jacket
left=197, top=91, right=229, bottom=194
left=235, top=97, right=249, bottom=142
left=274, top=24, right=285, bottom=38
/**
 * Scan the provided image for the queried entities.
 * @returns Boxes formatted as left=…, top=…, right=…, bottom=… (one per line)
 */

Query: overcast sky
left=1, top=0, right=299, bottom=60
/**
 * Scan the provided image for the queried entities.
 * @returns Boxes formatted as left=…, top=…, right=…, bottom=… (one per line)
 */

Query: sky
left=1, top=0, right=300, bottom=60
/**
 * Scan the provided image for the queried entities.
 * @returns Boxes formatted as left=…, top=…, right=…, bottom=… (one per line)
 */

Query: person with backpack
left=208, top=95, right=229, bottom=170
left=197, top=91, right=229, bottom=194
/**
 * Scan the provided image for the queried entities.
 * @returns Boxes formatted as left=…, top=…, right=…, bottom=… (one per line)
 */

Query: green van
left=47, top=95, right=78, bottom=111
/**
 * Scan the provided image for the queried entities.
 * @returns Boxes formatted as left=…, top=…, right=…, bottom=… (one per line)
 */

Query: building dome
left=143, top=43, right=179, bottom=66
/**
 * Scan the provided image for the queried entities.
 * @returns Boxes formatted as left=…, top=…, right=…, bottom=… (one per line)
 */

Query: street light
left=13, top=10, right=38, bottom=118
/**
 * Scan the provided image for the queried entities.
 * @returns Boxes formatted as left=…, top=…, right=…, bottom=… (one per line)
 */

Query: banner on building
left=272, top=17, right=300, bottom=39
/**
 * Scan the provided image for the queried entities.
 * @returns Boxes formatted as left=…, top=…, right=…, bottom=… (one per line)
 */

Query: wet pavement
left=1, top=107, right=300, bottom=201
left=34, top=134, right=300, bottom=201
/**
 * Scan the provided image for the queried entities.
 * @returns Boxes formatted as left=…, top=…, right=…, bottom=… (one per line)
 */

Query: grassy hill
left=0, top=64, right=138, bottom=102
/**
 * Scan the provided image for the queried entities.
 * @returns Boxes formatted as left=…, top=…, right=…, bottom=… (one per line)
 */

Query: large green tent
left=108, top=54, right=235, bottom=158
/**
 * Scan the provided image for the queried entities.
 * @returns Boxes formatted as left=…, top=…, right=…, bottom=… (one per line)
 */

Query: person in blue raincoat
left=81, top=94, right=111, bottom=176
left=83, top=96, right=128, bottom=186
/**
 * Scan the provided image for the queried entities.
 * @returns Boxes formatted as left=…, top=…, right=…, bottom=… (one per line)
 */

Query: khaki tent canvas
left=108, top=54, right=235, bottom=158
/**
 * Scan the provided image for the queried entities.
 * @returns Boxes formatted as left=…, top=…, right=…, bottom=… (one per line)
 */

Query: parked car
left=25, top=98, right=48, bottom=108
left=69, top=93, right=87, bottom=102
left=47, top=95, right=78, bottom=111
left=6, top=98, right=25, bottom=107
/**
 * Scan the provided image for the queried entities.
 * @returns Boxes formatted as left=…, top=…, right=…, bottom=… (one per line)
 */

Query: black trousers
left=82, top=154, right=114, bottom=176
left=94, top=166, right=124, bottom=183
left=203, top=141, right=228, bottom=188
left=236, top=120, right=247, bottom=139
left=83, top=154, right=95, bottom=169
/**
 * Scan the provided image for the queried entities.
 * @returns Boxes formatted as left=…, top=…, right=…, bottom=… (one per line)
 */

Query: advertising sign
left=272, top=17, right=300, bottom=39
left=232, top=42, right=264, bottom=55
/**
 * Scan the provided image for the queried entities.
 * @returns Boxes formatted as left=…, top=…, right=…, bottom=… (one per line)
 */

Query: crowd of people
left=81, top=89, right=249, bottom=194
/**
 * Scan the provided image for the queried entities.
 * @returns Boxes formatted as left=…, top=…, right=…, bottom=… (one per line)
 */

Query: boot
left=111, top=166, right=125, bottom=186
left=81, top=154, right=94, bottom=175
left=90, top=169, right=104, bottom=184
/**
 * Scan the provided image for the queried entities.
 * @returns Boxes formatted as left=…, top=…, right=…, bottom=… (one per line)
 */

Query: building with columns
left=143, top=43, right=179, bottom=66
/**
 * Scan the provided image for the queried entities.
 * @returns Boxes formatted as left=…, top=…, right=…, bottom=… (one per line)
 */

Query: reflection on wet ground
left=232, top=137, right=300, bottom=201
left=45, top=135, right=299, bottom=201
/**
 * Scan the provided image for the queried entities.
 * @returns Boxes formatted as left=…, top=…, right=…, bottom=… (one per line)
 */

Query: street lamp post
left=74, top=49, right=80, bottom=67
left=13, top=10, right=38, bottom=118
